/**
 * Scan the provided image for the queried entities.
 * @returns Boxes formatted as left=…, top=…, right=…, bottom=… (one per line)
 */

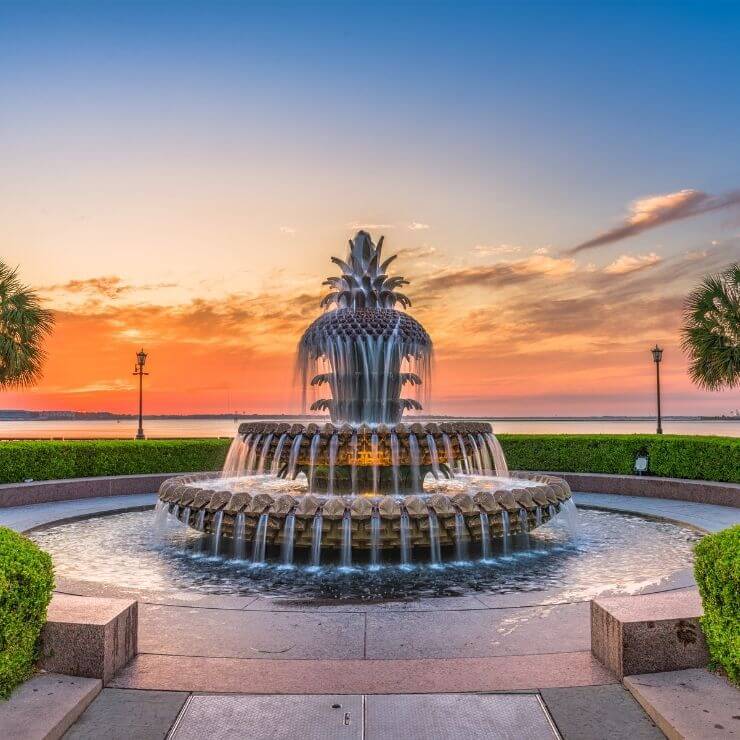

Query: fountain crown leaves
left=320, top=231, right=411, bottom=310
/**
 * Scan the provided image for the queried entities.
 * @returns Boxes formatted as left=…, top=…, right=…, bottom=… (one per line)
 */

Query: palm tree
left=0, top=262, right=55, bottom=389
left=681, top=262, right=739, bottom=391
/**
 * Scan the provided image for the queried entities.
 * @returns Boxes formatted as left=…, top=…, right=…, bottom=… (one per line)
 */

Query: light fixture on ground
left=651, top=344, right=663, bottom=435
left=133, top=348, right=148, bottom=440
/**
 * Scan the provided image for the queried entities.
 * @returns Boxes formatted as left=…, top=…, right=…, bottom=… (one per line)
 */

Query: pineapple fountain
left=157, top=231, right=573, bottom=565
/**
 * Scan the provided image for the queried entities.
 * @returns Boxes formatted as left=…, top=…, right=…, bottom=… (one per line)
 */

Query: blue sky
left=1, top=1, right=739, bottom=414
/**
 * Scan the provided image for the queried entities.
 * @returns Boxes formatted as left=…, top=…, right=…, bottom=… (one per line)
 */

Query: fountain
left=158, top=231, right=573, bottom=562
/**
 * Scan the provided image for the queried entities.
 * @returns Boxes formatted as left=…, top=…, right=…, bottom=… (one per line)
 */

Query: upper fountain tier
left=298, top=231, right=432, bottom=426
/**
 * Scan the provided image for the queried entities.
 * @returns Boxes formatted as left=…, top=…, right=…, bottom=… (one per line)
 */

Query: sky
left=1, top=0, right=739, bottom=417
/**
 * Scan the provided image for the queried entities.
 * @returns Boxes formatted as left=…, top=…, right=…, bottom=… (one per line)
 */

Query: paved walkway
left=3, top=490, right=736, bottom=737
left=62, top=686, right=666, bottom=739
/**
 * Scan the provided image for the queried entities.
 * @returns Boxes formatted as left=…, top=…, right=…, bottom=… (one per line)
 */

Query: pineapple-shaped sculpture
left=299, top=231, right=432, bottom=424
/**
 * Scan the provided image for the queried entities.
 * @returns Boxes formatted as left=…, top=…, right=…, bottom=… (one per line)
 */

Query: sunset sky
left=2, top=1, right=739, bottom=416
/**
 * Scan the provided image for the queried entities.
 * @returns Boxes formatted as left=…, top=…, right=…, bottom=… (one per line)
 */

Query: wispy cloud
left=473, top=244, right=521, bottom=256
left=279, top=226, right=296, bottom=235
left=603, top=252, right=662, bottom=275
left=567, top=188, right=740, bottom=254
left=41, top=276, right=177, bottom=299
left=347, top=222, right=394, bottom=230
left=408, top=222, right=430, bottom=231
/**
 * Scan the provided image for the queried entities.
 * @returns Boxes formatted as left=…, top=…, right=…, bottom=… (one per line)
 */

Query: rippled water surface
left=32, top=508, right=701, bottom=603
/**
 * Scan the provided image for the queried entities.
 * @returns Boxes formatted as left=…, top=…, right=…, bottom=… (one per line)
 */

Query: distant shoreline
left=1, top=412, right=738, bottom=423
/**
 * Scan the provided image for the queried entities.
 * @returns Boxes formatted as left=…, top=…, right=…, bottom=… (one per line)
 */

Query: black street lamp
left=133, top=349, right=148, bottom=440
left=651, top=344, right=663, bottom=435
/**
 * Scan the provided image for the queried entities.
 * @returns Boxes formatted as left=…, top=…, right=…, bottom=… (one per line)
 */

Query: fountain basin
left=158, top=470, right=572, bottom=551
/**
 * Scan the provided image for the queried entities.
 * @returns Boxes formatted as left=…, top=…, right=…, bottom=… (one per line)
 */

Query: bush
left=498, top=434, right=740, bottom=484
left=0, top=435, right=736, bottom=485
left=0, top=439, right=231, bottom=484
left=694, top=526, right=740, bottom=684
left=0, top=527, right=54, bottom=698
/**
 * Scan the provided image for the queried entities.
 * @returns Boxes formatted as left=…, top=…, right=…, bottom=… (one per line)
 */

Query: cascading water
left=257, top=433, right=274, bottom=474
left=270, top=433, right=288, bottom=474
left=371, top=432, right=379, bottom=494
left=454, top=511, right=469, bottom=562
left=426, top=434, right=440, bottom=479
left=390, top=432, right=400, bottom=495
left=233, top=512, right=246, bottom=560
left=310, top=511, right=323, bottom=566
left=288, top=434, right=303, bottom=479
left=252, top=513, right=269, bottom=564
left=340, top=511, right=352, bottom=568
left=194, top=509, right=206, bottom=554
left=442, top=433, right=455, bottom=475
left=501, top=510, right=511, bottom=556
left=468, top=434, right=483, bottom=475
left=457, top=433, right=471, bottom=474
left=400, top=508, right=412, bottom=566
left=280, top=511, right=296, bottom=566
left=477, top=433, right=492, bottom=475
left=328, top=433, right=339, bottom=495
left=210, top=510, right=224, bottom=556
left=308, top=434, right=321, bottom=492
left=518, top=508, right=531, bottom=549
left=428, top=509, right=442, bottom=565
left=408, top=433, right=421, bottom=491
left=222, top=436, right=245, bottom=478
left=479, top=510, right=492, bottom=560
left=486, top=433, right=509, bottom=478
left=370, top=509, right=381, bottom=566
left=246, top=433, right=262, bottom=475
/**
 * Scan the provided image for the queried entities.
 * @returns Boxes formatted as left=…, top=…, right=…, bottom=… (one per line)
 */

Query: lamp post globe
left=651, top=344, right=663, bottom=434
left=133, top=348, right=149, bottom=440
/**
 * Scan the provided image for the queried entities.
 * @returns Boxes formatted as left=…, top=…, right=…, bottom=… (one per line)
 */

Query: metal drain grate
left=365, top=693, right=558, bottom=739
left=169, top=694, right=363, bottom=740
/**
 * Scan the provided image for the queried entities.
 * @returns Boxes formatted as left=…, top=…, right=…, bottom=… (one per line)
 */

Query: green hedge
left=0, top=439, right=231, bottom=484
left=0, top=434, right=737, bottom=485
left=0, top=527, right=54, bottom=698
left=694, top=526, right=740, bottom=684
left=498, top=434, right=740, bottom=484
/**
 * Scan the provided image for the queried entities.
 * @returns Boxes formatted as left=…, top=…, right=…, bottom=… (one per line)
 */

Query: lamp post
left=651, top=344, right=663, bottom=435
left=133, top=349, right=148, bottom=440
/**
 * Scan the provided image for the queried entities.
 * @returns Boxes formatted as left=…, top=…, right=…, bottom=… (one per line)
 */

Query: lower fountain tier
left=158, top=472, right=571, bottom=550
left=226, top=420, right=508, bottom=493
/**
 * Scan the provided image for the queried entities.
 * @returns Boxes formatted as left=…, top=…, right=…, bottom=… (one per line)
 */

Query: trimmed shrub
left=694, top=526, right=740, bottom=684
left=0, top=435, right=736, bottom=485
left=0, top=527, right=54, bottom=698
left=499, top=434, right=740, bottom=484
left=0, top=438, right=231, bottom=484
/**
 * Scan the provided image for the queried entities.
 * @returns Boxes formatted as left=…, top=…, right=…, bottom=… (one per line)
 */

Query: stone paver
left=109, top=651, right=615, bottom=693
left=625, top=668, right=740, bottom=739
left=365, top=693, right=557, bottom=739
left=573, top=493, right=740, bottom=533
left=540, top=685, right=665, bottom=739
left=0, top=673, right=101, bottom=740
left=364, top=602, right=590, bottom=659
left=171, top=694, right=363, bottom=739
left=0, top=493, right=157, bottom=533
left=138, top=603, right=365, bottom=659
left=63, top=688, right=188, bottom=740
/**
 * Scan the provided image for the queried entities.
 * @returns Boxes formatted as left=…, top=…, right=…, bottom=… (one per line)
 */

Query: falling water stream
left=400, top=508, right=412, bottom=566
left=479, top=510, right=491, bottom=560
left=252, top=513, right=269, bottom=564
left=280, top=511, right=296, bottom=566
left=340, top=511, right=352, bottom=568
left=310, top=511, right=323, bottom=566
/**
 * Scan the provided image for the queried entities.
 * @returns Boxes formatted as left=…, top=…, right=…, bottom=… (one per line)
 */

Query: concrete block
left=625, top=668, right=740, bottom=740
left=0, top=673, right=101, bottom=740
left=42, top=593, right=138, bottom=683
left=591, top=589, right=709, bottom=679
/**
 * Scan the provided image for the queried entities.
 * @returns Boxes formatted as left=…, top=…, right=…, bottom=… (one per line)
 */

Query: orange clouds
left=6, top=238, right=739, bottom=417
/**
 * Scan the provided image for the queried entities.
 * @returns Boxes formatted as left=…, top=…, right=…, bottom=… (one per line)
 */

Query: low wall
left=537, top=471, right=740, bottom=508
left=0, top=473, right=184, bottom=508
left=0, top=470, right=738, bottom=509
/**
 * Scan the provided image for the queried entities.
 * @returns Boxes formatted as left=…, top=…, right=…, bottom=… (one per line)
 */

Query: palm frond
left=0, top=262, right=55, bottom=389
left=681, top=262, right=740, bottom=391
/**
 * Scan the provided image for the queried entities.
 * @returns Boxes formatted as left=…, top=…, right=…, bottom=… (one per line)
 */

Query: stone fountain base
left=157, top=472, right=572, bottom=552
